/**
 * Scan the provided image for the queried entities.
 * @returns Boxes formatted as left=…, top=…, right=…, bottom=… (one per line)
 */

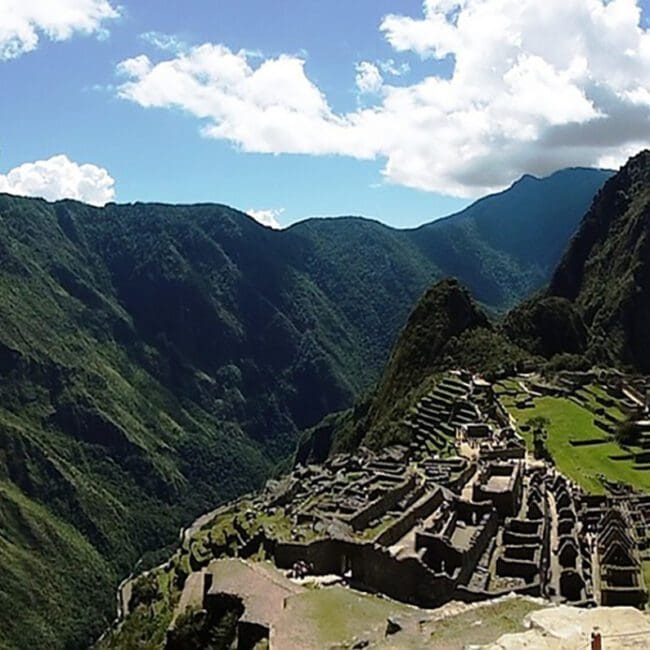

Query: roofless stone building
left=164, top=370, right=650, bottom=648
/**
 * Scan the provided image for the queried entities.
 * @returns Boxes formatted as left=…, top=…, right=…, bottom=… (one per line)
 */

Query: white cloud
left=116, top=1, right=650, bottom=197
left=0, top=0, right=120, bottom=60
left=140, top=31, right=186, bottom=54
left=356, top=61, right=383, bottom=94
left=0, top=154, right=115, bottom=206
left=247, top=208, right=284, bottom=229
left=116, top=44, right=379, bottom=159
left=377, top=58, right=410, bottom=76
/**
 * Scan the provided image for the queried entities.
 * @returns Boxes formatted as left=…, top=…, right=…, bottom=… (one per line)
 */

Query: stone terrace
left=164, top=369, right=650, bottom=650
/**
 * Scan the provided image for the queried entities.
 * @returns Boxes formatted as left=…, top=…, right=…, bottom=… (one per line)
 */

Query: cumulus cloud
left=0, top=154, right=115, bottom=206
left=116, top=44, right=379, bottom=159
left=247, top=208, right=284, bottom=229
left=380, top=0, right=464, bottom=59
left=116, top=0, right=650, bottom=197
left=0, top=0, right=120, bottom=60
left=356, top=61, right=383, bottom=94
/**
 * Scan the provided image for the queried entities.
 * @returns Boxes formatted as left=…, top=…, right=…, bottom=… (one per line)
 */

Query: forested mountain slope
left=0, top=165, right=609, bottom=648
left=410, top=167, right=612, bottom=308
left=296, top=278, right=532, bottom=463
left=505, top=151, right=650, bottom=372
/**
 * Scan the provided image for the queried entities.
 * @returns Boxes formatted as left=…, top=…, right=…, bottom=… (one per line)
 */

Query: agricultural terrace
left=498, top=379, right=650, bottom=494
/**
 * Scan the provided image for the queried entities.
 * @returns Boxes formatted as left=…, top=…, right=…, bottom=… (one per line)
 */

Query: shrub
left=615, top=420, right=641, bottom=446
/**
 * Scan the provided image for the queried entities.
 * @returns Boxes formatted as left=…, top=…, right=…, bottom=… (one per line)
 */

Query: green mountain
left=0, top=166, right=609, bottom=649
left=505, top=151, right=650, bottom=372
left=297, top=278, right=532, bottom=462
left=409, top=167, right=612, bottom=309
left=322, top=149, right=650, bottom=463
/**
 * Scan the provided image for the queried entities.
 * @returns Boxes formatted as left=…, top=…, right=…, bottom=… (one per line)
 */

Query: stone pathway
left=546, top=490, right=561, bottom=600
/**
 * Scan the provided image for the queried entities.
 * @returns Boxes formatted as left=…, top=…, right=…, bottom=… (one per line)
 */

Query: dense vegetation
left=411, top=167, right=612, bottom=310
left=502, top=296, right=588, bottom=358
left=508, top=150, right=650, bottom=372
left=297, top=279, right=533, bottom=460
left=0, top=166, right=609, bottom=648
left=300, top=152, right=650, bottom=465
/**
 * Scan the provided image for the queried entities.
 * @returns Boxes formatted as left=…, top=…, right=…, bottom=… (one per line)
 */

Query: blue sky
left=1, top=1, right=650, bottom=228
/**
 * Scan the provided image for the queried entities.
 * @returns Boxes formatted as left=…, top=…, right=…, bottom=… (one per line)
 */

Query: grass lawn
left=503, top=395, right=650, bottom=494
left=574, top=384, right=625, bottom=421
left=427, top=598, right=544, bottom=649
left=277, top=586, right=416, bottom=647
left=276, top=588, right=546, bottom=649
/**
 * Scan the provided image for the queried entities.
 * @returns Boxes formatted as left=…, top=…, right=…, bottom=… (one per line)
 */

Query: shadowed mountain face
left=410, top=167, right=613, bottom=309
left=505, top=151, right=650, bottom=372
left=296, top=278, right=533, bottom=464
left=549, top=151, right=650, bottom=371
left=0, top=165, right=609, bottom=649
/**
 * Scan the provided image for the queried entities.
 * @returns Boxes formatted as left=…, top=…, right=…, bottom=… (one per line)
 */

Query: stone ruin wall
left=375, top=488, right=445, bottom=547
left=348, top=475, right=416, bottom=531
left=272, top=533, right=459, bottom=608
left=454, top=579, right=541, bottom=603
left=273, top=538, right=354, bottom=575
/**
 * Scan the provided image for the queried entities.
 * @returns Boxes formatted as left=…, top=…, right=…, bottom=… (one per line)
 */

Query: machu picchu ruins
left=120, top=368, right=650, bottom=649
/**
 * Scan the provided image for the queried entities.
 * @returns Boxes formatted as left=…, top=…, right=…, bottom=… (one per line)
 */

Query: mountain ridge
left=0, top=165, right=610, bottom=649
left=505, top=150, right=650, bottom=372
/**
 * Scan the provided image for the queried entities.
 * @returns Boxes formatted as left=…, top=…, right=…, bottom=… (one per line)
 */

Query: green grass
left=427, top=598, right=544, bottom=649
left=277, top=589, right=544, bottom=649
left=280, top=586, right=415, bottom=647
left=504, top=395, right=650, bottom=494
left=573, top=384, right=625, bottom=421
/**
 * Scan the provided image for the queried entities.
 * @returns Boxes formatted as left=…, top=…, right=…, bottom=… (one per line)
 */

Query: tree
left=128, top=573, right=158, bottom=611
left=615, top=419, right=640, bottom=446
left=526, top=416, right=552, bottom=462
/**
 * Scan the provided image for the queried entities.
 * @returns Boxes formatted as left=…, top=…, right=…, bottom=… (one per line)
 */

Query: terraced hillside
left=0, top=165, right=611, bottom=648
left=101, top=362, right=650, bottom=649
left=298, top=278, right=534, bottom=462
left=405, top=374, right=477, bottom=456
left=498, top=373, right=650, bottom=494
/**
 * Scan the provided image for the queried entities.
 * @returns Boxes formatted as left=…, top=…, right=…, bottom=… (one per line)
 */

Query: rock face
left=483, top=603, right=650, bottom=649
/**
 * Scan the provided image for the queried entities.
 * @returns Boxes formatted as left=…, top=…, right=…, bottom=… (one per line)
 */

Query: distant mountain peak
left=513, top=172, right=540, bottom=185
